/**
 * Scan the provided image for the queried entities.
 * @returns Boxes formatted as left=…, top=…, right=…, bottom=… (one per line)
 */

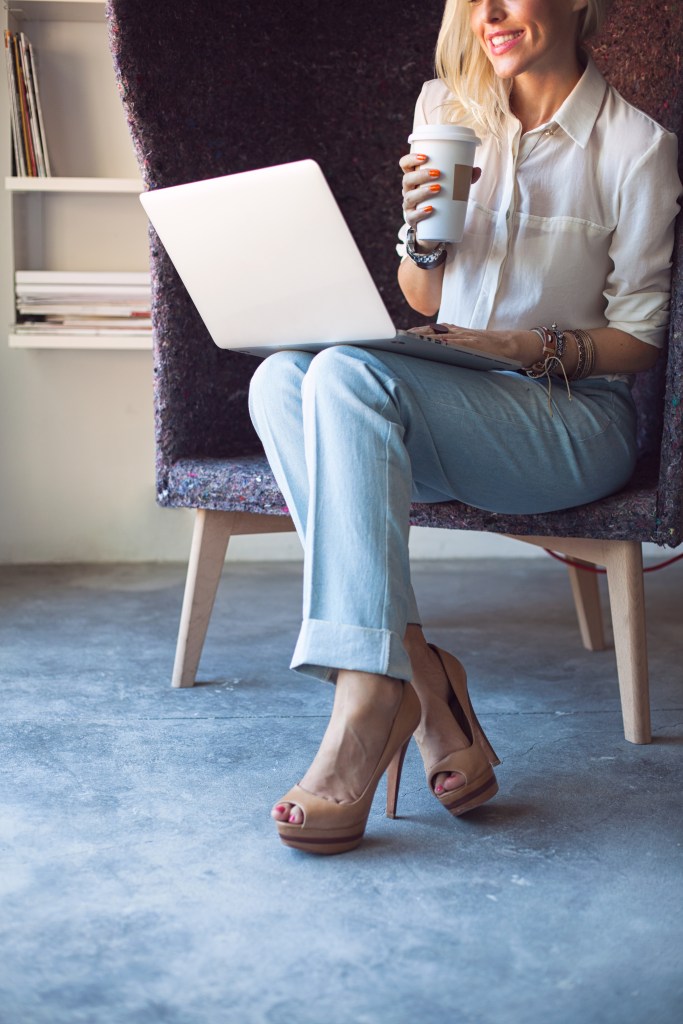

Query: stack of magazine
left=14, top=271, right=152, bottom=338
left=4, top=29, right=51, bottom=177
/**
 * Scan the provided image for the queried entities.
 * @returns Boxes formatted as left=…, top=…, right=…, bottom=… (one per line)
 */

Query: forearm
left=398, top=255, right=444, bottom=317
left=412, top=322, right=662, bottom=376
left=510, top=327, right=660, bottom=376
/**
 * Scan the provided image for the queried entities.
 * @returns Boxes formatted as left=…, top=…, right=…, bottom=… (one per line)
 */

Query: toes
left=433, top=771, right=466, bottom=795
left=442, top=771, right=465, bottom=793
left=271, top=802, right=291, bottom=822
left=271, top=801, right=304, bottom=825
left=287, top=804, right=304, bottom=825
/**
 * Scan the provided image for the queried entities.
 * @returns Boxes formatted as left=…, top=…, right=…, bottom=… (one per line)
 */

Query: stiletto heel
left=275, top=682, right=420, bottom=855
left=469, top=704, right=501, bottom=767
left=420, top=645, right=500, bottom=817
left=385, top=736, right=411, bottom=820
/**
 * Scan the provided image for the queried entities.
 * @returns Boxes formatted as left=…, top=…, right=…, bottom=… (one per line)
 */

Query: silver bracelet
left=405, top=227, right=447, bottom=270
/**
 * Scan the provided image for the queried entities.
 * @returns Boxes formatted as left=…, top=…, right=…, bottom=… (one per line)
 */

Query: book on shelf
left=13, top=321, right=152, bottom=337
left=4, top=29, right=51, bottom=177
left=17, top=303, right=151, bottom=316
left=14, top=271, right=152, bottom=336
left=16, top=270, right=151, bottom=288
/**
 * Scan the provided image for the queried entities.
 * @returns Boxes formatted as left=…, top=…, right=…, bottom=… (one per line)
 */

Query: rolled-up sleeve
left=604, top=130, right=681, bottom=347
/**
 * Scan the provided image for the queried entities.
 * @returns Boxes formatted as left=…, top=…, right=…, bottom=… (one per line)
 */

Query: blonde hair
left=434, top=0, right=609, bottom=141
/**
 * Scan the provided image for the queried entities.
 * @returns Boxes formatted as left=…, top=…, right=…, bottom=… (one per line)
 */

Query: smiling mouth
left=488, top=30, right=524, bottom=51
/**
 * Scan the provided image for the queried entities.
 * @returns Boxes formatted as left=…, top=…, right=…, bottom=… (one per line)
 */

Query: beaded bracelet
left=522, top=323, right=571, bottom=415
left=521, top=324, right=597, bottom=415
left=523, top=323, right=566, bottom=378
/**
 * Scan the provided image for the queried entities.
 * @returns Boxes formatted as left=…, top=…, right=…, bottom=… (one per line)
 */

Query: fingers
left=399, top=151, right=430, bottom=173
left=406, top=323, right=457, bottom=336
left=405, top=324, right=500, bottom=355
left=400, top=151, right=440, bottom=229
left=400, top=157, right=482, bottom=229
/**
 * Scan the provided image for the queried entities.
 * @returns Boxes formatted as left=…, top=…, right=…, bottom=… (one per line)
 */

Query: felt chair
left=107, top=0, right=681, bottom=743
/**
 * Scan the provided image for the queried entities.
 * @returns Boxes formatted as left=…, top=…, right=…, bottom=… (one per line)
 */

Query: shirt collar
left=551, top=57, right=607, bottom=149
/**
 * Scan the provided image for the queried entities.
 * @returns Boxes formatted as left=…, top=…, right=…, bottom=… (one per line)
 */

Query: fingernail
left=289, top=814, right=298, bottom=823
left=421, top=205, right=434, bottom=213
left=415, top=154, right=427, bottom=161
left=428, top=169, right=440, bottom=177
left=429, top=184, right=441, bottom=192
left=274, top=805, right=286, bottom=813
left=435, top=785, right=444, bottom=794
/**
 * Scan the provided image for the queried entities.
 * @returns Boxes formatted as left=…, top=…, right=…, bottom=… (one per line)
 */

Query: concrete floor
left=0, top=558, right=681, bottom=1024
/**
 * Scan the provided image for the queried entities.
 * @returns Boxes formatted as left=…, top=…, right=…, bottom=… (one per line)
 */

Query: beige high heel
left=275, top=682, right=421, bottom=855
left=420, top=646, right=500, bottom=817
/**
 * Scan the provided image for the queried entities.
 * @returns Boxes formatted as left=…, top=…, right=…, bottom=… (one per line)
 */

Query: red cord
left=543, top=548, right=683, bottom=574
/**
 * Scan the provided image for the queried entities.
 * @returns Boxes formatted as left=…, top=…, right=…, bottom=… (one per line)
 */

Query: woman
left=248, top=0, right=680, bottom=854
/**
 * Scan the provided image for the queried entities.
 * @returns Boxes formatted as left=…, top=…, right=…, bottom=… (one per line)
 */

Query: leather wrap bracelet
left=523, top=324, right=565, bottom=378
left=521, top=323, right=598, bottom=415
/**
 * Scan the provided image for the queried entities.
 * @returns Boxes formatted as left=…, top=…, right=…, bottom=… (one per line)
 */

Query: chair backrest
left=108, top=0, right=442, bottom=473
left=107, top=0, right=682, bottom=537
left=589, top=0, right=683, bottom=543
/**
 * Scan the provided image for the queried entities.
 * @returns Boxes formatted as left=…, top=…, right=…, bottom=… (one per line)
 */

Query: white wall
left=0, top=15, right=196, bottom=564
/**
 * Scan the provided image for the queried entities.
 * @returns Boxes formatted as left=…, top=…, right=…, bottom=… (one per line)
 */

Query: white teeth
left=491, top=32, right=521, bottom=46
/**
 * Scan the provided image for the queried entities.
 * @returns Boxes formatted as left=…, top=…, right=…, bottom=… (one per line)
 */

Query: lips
left=487, top=29, right=524, bottom=56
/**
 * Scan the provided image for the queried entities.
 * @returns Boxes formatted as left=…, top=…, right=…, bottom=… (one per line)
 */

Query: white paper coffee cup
left=408, top=124, right=481, bottom=243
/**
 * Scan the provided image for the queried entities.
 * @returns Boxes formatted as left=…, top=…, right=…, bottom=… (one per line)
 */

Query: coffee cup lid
left=408, top=124, right=481, bottom=146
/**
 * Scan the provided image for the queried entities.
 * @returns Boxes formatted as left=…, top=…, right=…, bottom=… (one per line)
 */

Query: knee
left=303, top=345, right=381, bottom=401
left=249, top=349, right=310, bottom=411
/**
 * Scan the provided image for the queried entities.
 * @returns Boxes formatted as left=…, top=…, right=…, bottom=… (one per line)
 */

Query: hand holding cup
left=400, top=124, right=481, bottom=245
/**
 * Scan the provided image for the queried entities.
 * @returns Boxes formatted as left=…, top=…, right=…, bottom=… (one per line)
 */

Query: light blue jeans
left=248, top=346, right=637, bottom=682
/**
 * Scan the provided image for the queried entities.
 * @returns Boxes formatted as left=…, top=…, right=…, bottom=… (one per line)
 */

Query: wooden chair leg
left=566, top=558, right=606, bottom=651
left=603, top=540, right=651, bottom=744
left=172, top=509, right=236, bottom=688
left=511, top=534, right=652, bottom=744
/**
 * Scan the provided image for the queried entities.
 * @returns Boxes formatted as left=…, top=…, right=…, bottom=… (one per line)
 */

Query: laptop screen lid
left=139, top=160, right=397, bottom=353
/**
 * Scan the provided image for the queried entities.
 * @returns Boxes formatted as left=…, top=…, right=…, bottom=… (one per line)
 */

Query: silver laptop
left=139, top=159, right=520, bottom=372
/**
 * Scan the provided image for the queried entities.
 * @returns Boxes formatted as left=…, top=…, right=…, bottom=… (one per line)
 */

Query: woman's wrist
left=415, top=239, right=442, bottom=254
left=408, top=231, right=442, bottom=255
left=516, top=327, right=584, bottom=378
left=512, top=330, right=544, bottom=365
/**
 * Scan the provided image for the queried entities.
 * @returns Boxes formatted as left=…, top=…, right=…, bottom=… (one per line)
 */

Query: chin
left=489, top=53, right=536, bottom=80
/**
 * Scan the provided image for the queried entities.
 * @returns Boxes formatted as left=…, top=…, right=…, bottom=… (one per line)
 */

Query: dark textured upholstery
left=107, top=0, right=682, bottom=546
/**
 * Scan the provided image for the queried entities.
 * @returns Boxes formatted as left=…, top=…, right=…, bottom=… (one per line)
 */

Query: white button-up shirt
left=399, top=59, right=680, bottom=373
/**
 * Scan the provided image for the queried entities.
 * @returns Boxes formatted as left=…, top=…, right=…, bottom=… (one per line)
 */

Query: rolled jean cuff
left=290, top=618, right=413, bottom=682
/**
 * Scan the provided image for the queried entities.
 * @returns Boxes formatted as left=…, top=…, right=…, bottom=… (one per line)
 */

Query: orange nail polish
left=422, top=205, right=434, bottom=213
left=428, top=169, right=441, bottom=177
left=429, top=184, right=441, bottom=192
left=415, top=154, right=427, bottom=161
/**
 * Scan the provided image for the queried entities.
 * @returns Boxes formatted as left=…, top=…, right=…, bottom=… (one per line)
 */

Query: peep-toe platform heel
left=422, top=646, right=500, bottom=817
left=275, top=681, right=421, bottom=855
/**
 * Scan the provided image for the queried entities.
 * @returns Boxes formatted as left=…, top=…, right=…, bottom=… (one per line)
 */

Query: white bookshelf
left=9, top=331, right=151, bottom=349
left=5, top=1, right=106, bottom=25
left=5, top=176, right=142, bottom=193
left=4, top=0, right=151, bottom=350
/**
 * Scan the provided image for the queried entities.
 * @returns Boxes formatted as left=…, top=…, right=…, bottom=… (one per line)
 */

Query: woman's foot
left=271, top=670, right=404, bottom=825
left=404, top=625, right=471, bottom=795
